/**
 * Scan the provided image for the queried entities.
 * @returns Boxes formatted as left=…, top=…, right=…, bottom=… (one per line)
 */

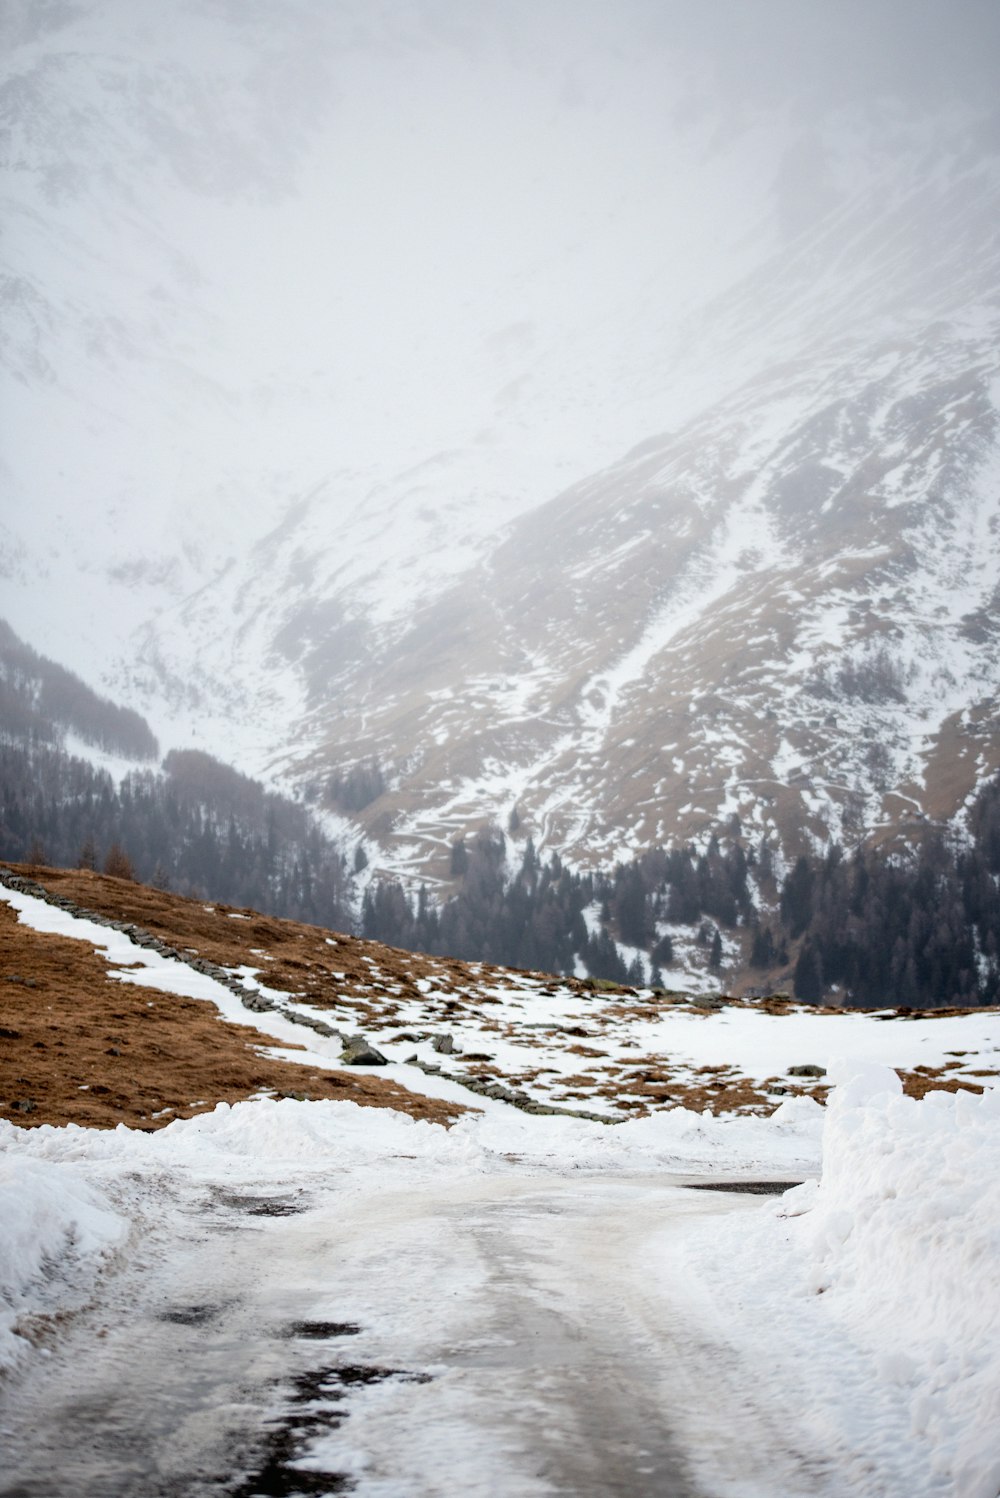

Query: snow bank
left=782, top=1062, right=1000, bottom=1498
left=1, top=1090, right=824, bottom=1179
left=449, top=1091, right=823, bottom=1174
left=0, top=1154, right=127, bottom=1370
left=0, top=1101, right=474, bottom=1174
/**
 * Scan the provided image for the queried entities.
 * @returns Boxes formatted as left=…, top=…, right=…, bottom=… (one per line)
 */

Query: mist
left=2, top=0, right=999, bottom=792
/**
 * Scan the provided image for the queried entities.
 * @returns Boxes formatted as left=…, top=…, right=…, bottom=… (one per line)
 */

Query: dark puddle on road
left=183, top=1190, right=311, bottom=1238
left=158, top=1301, right=231, bottom=1326
left=211, top=1190, right=311, bottom=1217
left=686, top=1180, right=803, bottom=1195
left=228, top=1359, right=432, bottom=1498
left=282, top=1321, right=362, bottom=1340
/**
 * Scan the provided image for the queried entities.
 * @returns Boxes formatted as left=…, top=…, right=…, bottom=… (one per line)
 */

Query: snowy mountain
left=239, top=125, right=1000, bottom=880
left=3, top=0, right=1000, bottom=886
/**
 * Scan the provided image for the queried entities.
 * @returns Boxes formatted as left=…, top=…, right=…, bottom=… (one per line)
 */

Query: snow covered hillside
left=280, top=122, right=1000, bottom=874
left=3, top=1, right=1000, bottom=883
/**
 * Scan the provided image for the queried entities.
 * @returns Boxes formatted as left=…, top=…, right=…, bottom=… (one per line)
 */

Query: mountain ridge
left=3, top=0, right=1000, bottom=930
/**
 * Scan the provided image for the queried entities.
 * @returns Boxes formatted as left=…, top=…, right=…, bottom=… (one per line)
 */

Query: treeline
left=364, top=831, right=593, bottom=975
left=361, top=780, right=1000, bottom=1008
left=3, top=705, right=997, bottom=1008
left=0, top=741, right=352, bottom=928
left=772, top=784, right=1000, bottom=1007
left=0, top=620, right=158, bottom=761
left=362, top=827, right=754, bottom=985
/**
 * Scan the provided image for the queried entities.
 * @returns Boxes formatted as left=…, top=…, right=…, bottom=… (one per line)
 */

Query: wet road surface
left=0, top=1170, right=817, bottom=1497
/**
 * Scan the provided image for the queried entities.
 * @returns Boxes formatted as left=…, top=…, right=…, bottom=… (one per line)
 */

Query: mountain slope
left=3, top=1, right=1000, bottom=887
left=276, top=146, right=1000, bottom=874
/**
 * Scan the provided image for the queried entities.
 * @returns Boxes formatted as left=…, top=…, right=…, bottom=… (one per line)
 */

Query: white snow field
left=1, top=890, right=999, bottom=1494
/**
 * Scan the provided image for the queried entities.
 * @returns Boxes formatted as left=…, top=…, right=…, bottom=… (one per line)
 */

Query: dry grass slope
left=1, top=864, right=996, bottom=1131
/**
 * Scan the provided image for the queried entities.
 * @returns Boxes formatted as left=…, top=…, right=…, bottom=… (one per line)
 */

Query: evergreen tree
left=750, top=924, right=775, bottom=968
left=793, top=941, right=824, bottom=1002
left=781, top=856, right=815, bottom=937
left=651, top=932, right=674, bottom=966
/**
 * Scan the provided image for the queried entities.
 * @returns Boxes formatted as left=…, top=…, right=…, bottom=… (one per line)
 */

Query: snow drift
left=781, top=1062, right=1000, bottom=1498
left=0, top=1154, right=127, bottom=1370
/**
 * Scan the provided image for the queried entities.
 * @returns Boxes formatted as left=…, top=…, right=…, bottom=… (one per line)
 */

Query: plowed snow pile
left=658, top=1062, right=1000, bottom=1498
left=787, top=1064, right=1000, bottom=1498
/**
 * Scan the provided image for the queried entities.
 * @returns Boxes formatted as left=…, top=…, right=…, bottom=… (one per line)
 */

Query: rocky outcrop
left=340, top=1036, right=388, bottom=1066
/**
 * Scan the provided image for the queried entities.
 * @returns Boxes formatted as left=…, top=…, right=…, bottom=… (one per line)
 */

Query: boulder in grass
left=341, top=1035, right=388, bottom=1066
left=788, top=1063, right=827, bottom=1078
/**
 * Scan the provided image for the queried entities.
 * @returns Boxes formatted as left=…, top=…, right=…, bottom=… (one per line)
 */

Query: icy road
left=0, top=1166, right=822, bottom=1498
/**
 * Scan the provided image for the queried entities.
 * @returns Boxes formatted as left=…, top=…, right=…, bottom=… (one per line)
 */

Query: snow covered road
left=0, top=1162, right=812, bottom=1498
left=2, top=1071, right=998, bottom=1497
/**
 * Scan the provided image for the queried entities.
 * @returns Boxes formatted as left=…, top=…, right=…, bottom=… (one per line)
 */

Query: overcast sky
left=631, top=0, right=1000, bottom=112
left=3, top=0, right=999, bottom=682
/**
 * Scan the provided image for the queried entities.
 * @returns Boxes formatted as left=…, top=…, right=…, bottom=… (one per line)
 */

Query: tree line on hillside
left=363, top=825, right=756, bottom=986
left=0, top=620, right=159, bottom=761
left=771, top=788, right=1000, bottom=1007
left=360, top=778, right=1000, bottom=1008
left=2, top=640, right=997, bottom=1006
left=0, top=741, right=352, bottom=929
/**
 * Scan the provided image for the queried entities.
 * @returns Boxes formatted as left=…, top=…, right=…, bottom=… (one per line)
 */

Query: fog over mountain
left=3, top=0, right=1000, bottom=895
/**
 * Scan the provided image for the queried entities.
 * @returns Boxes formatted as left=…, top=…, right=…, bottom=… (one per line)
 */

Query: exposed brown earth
left=3, top=864, right=555, bottom=1017
left=898, top=1064, right=985, bottom=1100
left=0, top=885, right=467, bottom=1132
left=1, top=864, right=995, bottom=1130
